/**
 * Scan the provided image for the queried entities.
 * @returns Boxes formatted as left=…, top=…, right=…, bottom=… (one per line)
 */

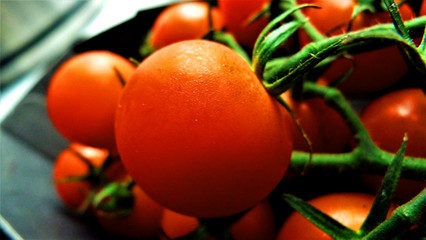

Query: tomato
left=160, top=201, right=276, bottom=240
left=360, top=88, right=426, bottom=203
left=421, top=0, right=426, bottom=16
left=218, top=0, right=270, bottom=48
left=95, top=184, right=164, bottom=239
left=281, top=91, right=353, bottom=153
left=149, top=1, right=224, bottom=50
left=277, top=192, right=398, bottom=240
left=52, top=143, right=108, bottom=211
left=46, top=51, right=136, bottom=152
left=115, top=40, right=293, bottom=218
left=361, top=88, right=426, bottom=158
left=298, top=0, right=416, bottom=94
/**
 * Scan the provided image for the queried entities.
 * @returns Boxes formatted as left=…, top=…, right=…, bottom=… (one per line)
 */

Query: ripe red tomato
left=115, top=40, right=293, bottom=218
left=95, top=184, right=164, bottom=239
left=361, top=88, right=426, bottom=158
left=421, top=0, right=426, bottom=16
left=52, top=143, right=108, bottom=211
left=277, top=193, right=398, bottom=240
left=298, top=0, right=416, bottom=94
left=281, top=91, right=353, bottom=153
left=46, top=51, right=136, bottom=152
left=150, top=1, right=224, bottom=50
left=360, top=88, right=426, bottom=203
left=218, top=0, right=270, bottom=48
left=160, top=201, right=276, bottom=240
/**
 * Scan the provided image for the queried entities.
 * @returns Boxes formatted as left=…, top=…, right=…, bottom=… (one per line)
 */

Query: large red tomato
left=53, top=143, right=108, bottom=211
left=298, top=0, right=416, bottom=94
left=281, top=91, right=353, bottom=153
left=360, top=88, right=426, bottom=203
left=46, top=51, right=135, bottom=152
left=277, top=193, right=398, bottom=240
left=160, top=201, right=276, bottom=240
left=150, top=1, right=224, bottom=50
left=115, top=40, right=293, bottom=218
left=218, top=0, right=270, bottom=48
left=95, top=184, right=164, bottom=239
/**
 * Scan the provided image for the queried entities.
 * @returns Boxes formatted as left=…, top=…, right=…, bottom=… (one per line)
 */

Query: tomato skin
left=421, top=0, right=426, bottom=16
left=299, top=0, right=416, bottom=94
left=46, top=51, right=135, bottom=152
left=218, top=0, right=270, bottom=48
left=277, top=193, right=397, bottom=240
left=281, top=91, right=353, bottom=153
left=150, top=2, right=224, bottom=50
left=160, top=201, right=276, bottom=240
left=360, top=88, right=426, bottom=158
left=95, top=185, right=164, bottom=239
left=360, top=88, right=426, bottom=203
left=53, top=143, right=108, bottom=211
left=115, top=40, right=293, bottom=218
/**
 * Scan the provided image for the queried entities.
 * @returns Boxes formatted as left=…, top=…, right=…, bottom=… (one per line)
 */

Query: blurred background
left=0, top=0, right=184, bottom=123
left=0, top=1, right=184, bottom=239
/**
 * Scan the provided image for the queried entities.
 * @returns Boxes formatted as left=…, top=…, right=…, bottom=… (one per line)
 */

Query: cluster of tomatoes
left=46, top=0, right=425, bottom=239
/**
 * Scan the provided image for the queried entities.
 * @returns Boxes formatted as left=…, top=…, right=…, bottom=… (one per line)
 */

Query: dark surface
left=0, top=6, right=163, bottom=239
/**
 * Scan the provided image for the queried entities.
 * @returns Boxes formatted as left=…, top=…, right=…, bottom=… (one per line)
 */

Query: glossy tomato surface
left=53, top=143, right=108, bottom=211
left=150, top=1, right=224, bottom=50
left=115, top=40, right=293, bottom=218
left=96, top=184, right=164, bottom=239
left=421, top=0, right=426, bottom=16
left=298, top=0, right=416, bottom=94
left=46, top=51, right=135, bottom=152
left=281, top=91, right=353, bottom=153
left=277, top=193, right=397, bottom=240
left=218, top=0, right=270, bottom=48
left=360, top=88, right=426, bottom=203
left=360, top=88, right=426, bottom=158
left=160, top=201, right=276, bottom=240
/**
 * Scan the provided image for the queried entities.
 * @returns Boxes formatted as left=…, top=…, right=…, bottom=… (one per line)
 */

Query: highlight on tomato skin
left=52, top=143, right=109, bottom=211
left=276, top=193, right=398, bottom=240
left=359, top=88, right=426, bottom=203
left=297, top=0, right=416, bottom=94
left=46, top=50, right=136, bottom=152
left=149, top=1, right=224, bottom=50
left=115, top=39, right=293, bottom=218
left=160, top=201, right=276, bottom=240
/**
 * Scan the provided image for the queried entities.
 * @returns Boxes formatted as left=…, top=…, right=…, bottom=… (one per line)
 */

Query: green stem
left=290, top=150, right=426, bottom=181
left=361, top=188, right=426, bottom=240
left=288, top=82, right=426, bottom=181
left=278, top=0, right=325, bottom=42
left=262, top=16, right=426, bottom=95
left=383, top=0, right=414, bottom=45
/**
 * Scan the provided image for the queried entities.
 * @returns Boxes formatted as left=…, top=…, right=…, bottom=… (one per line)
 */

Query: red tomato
left=299, top=0, right=416, bottom=94
left=361, top=88, right=426, bottom=158
left=218, top=0, right=270, bottom=48
left=360, top=88, right=426, bottom=203
left=95, top=184, right=164, bottom=239
left=421, top=0, right=426, bottom=16
left=115, top=40, right=293, bottom=218
left=52, top=143, right=108, bottom=211
left=281, top=91, right=353, bottom=153
left=160, top=201, right=276, bottom=240
left=150, top=1, right=224, bottom=50
left=46, top=51, right=136, bottom=152
left=277, top=193, right=398, bottom=240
